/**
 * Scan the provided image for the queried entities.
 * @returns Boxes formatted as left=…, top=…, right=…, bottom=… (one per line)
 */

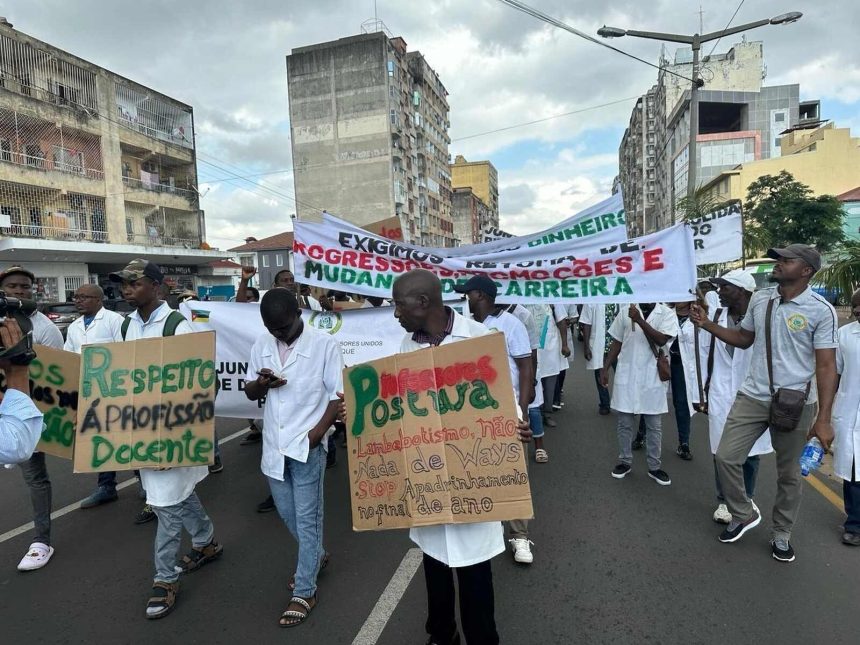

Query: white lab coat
left=609, top=304, right=679, bottom=415
left=527, top=304, right=567, bottom=378
left=676, top=317, right=701, bottom=417
left=701, top=308, right=773, bottom=456
left=834, top=321, right=860, bottom=481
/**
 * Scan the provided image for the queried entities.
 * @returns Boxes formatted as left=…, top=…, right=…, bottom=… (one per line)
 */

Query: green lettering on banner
left=81, top=346, right=112, bottom=398
left=613, top=277, right=633, bottom=295
left=349, top=364, right=380, bottom=436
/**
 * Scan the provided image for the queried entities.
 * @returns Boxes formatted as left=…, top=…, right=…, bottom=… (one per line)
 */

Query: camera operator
left=0, top=318, right=43, bottom=464
left=0, top=266, right=63, bottom=572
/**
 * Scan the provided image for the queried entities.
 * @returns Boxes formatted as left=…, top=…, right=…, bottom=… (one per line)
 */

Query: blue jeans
left=268, top=446, right=326, bottom=597
left=151, top=492, right=214, bottom=584
left=593, top=370, right=611, bottom=410
left=714, top=455, right=760, bottom=502
left=528, top=406, right=544, bottom=439
left=670, top=355, right=691, bottom=446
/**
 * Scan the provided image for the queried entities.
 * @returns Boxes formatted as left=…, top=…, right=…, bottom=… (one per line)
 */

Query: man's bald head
left=73, top=283, right=105, bottom=315
left=392, top=269, right=443, bottom=306
left=79, top=284, right=104, bottom=299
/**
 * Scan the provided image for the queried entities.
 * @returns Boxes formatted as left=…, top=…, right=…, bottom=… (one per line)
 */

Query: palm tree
left=819, top=241, right=860, bottom=302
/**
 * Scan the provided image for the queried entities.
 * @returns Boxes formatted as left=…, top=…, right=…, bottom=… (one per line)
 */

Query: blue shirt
left=0, top=389, right=44, bottom=465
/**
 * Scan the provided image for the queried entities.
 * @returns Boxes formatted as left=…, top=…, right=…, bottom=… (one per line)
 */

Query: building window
left=774, top=112, right=785, bottom=123
left=387, top=61, right=394, bottom=77
left=775, top=138, right=781, bottom=148
left=275, top=253, right=284, bottom=267
left=262, top=256, right=270, bottom=268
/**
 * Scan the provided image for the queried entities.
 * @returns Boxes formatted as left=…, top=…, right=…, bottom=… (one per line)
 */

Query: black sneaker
left=632, top=436, right=645, bottom=450
left=771, top=538, right=796, bottom=562
left=208, top=455, right=223, bottom=474
left=134, top=504, right=156, bottom=525
left=718, top=511, right=761, bottom=543
left=611, top=463, right=632, bottom=479
left=676, top=444, right=692, bottom=461
left=648, top=469, right=672, bottom=486
left=240, top=430, right=263, bottom=445
left=256, top=495, right=276, bottom=513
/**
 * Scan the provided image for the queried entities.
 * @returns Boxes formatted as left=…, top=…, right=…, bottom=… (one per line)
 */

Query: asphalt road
left=1, top=359, right=858, bottom=644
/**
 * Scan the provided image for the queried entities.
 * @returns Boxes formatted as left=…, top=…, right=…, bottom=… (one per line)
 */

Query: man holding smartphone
left=245, top=288, right=343, bottom=628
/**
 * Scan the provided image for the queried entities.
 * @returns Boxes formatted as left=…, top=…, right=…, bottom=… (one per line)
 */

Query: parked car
left=39, top=302, right=80, bottom=339
left=104, top=298, right=135, bottom=317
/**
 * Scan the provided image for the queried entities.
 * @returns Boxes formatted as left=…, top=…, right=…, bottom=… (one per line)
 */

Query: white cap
left=712, top=269, right=756, bottom=293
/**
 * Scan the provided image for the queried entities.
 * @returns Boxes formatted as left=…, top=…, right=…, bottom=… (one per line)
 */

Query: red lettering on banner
left=615, top=256, right=633, bottom=274
left=379, top=355, right=498, bottom=399
left=643, top=249, right=664, bottom=271
left=593, top=259, right=613, bottom=276
left=308, top=245, right=324, bottom=260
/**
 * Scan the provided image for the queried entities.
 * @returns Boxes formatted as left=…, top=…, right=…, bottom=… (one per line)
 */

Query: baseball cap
left=109, top=259, right=165, bottom=284
left=766, top=244, right=821, bottom=272
left=711, top=269, right=756, bottom=293
left=0, top=265, right=35, bottom=284
left=453, top=275, right=498, bottom=299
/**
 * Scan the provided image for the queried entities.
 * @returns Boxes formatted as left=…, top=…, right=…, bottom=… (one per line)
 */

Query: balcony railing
left=125, top=231, right=202, bottom=248
left=117, top=114, right=194, bottom=149
left=0, top=151, right=104, bottom=180
left=122, top=176, right=196, bottom=199
left=1, top=222, right=109, bottom=242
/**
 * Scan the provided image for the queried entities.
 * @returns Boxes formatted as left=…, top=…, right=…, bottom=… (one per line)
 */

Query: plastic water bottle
left=799, top=438, right=824, bottom=477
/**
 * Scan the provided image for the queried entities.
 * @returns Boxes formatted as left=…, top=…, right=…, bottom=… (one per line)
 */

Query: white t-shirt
left=31, top=311, right=63, bottom=349
left=481, top=310, right=532, bottom=404
left=124, top=303, right=207, bottom=508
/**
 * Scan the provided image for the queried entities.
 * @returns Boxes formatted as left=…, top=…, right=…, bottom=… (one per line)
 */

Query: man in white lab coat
left=702, top=270, right=772, bottom=524
left=69, top=284, right=127, bottom=509
left=601, top=303, right=680, bottom=485
left=835, top=289, right=860, bottom=546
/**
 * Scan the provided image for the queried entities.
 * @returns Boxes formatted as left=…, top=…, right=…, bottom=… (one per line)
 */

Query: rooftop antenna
left=698, top=5, right=704, bottom=33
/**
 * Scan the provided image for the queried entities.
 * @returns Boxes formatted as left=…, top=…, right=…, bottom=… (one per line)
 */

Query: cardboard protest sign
left=0, top=345, right=81, bottom=459
left=344, top=333, right=533, bottom=531
left=73, top=332, right=216, bottom=473
left=364, top=216, right=404, bottom=241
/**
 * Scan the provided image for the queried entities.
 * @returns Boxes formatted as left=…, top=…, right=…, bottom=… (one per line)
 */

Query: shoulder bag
left=646, top=335, right=671, bottom=382
left=765, top=298, right=810, bottom=432
left=693, top=308, right=723, bottom=414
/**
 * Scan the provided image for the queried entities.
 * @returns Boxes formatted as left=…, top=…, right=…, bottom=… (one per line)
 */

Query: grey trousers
left=617, top=412, right=662, bottom=471
left=716, top=393, right=817, bottom=539
left=151, top=492, right=214, bottom=584
left=20, top=452, right=52, bottom=545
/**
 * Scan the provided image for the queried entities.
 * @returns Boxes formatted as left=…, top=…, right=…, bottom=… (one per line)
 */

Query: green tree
left=819, top=240, right=860, bottom=302
left=744, top=171, right=845, bottom=256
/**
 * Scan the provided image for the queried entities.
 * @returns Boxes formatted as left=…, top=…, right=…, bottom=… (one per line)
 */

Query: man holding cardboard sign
left=102, top=258, right=222, bottom=620
left=372, top=269, right=531, bottom=645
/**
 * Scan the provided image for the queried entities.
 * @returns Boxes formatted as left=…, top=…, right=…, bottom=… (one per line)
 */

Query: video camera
left=0, top=290, right=37, bottom=365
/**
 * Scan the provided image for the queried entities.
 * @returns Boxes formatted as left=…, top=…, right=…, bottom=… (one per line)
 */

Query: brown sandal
left=145, top=581, right=179, bottom=620
left=177, top=540, right=223, bottom=574
left=279, top=595, right=316, bottom=628
left=288, top=552, right=329, bottom=591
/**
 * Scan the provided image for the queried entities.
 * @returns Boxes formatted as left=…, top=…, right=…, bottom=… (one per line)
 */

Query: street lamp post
left=598, top=12, right=802, bottom=203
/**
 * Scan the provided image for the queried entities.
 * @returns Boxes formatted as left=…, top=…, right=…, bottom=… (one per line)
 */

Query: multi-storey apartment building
left=286, top=26, right=455, bottom=247
left=0, top=19, right=227, bottom=302
left=450, top=155, right=499, bottom=225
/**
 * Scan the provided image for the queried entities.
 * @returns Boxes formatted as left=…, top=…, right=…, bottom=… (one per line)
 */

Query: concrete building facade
left=450, top=154, right=499, bottom=225
left=699, top=124, right=860, bottom=206
left=286, top=30, right=455, bottom=247
left=229, top=231, right=294, bottom=289
left=619, top=40, right=820, bottom=233
left=451, top=186, right=491, bottom=245
left=0, top=20, right=227, bottom=301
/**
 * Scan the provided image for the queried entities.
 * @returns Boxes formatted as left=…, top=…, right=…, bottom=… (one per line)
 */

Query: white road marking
left=352, top=548, right=423, bottom=645
left=0, top=425, right=251, bottom=545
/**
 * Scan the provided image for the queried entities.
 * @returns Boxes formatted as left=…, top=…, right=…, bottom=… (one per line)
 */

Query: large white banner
left=293, top=217, right=697, bottom=305
left=691, top=202, right=743, bottom=265
left=322, top=192, right=628, bottom=257
left=178, top=301, right=461, bottom=418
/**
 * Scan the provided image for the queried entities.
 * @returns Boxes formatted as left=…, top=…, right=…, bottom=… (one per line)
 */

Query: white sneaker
left=751, top=499, right=760, bottom=516
left=509, top=538, right=534, bottom=564
left=17, top=542, right=54, bottom=571
left=713, top=504, right=732, bottom=524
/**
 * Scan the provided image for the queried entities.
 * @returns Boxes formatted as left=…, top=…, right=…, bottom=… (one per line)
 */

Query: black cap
left=766, top=244, right=822, bottom=272
left=108, top=258, right=165, bottom=284
left=453, top=275, right=498, bottom=299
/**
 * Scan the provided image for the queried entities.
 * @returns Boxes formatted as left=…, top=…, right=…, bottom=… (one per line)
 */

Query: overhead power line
left=495, top=0, right=695, bottom=83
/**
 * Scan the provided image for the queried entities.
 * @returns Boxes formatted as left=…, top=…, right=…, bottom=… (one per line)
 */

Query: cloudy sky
left=4, top=0, right=858, bottom=251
